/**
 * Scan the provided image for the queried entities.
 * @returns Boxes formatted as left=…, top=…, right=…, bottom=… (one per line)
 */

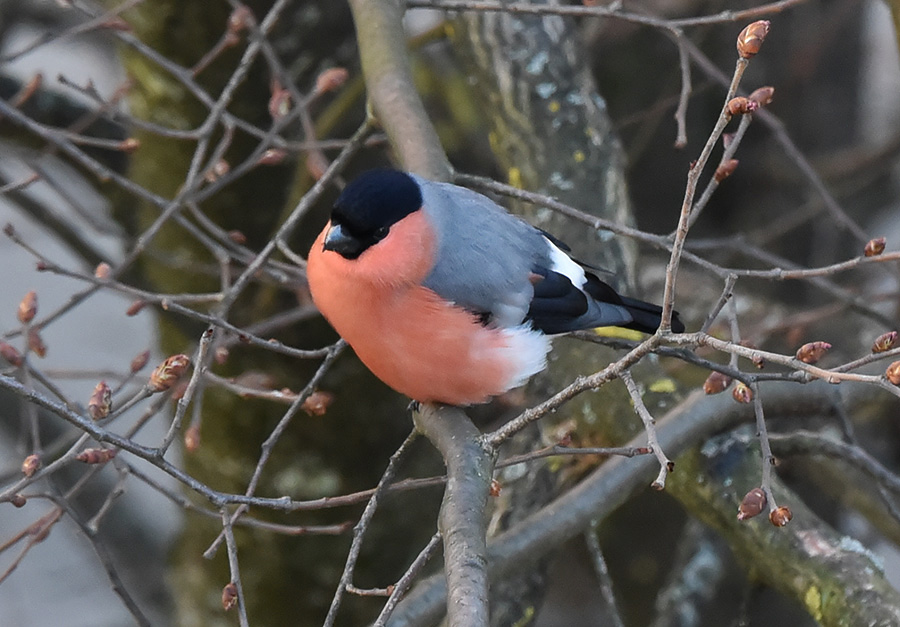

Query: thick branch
left=347, top=0, right=451, bottom=180
left=412, top=404, right=494, bottom=627
left=389, top=381, right=900, bottom=626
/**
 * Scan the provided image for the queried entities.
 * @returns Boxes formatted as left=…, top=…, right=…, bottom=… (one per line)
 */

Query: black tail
left=584, top=274, right=684, bottom=334
left=525, top=269, right=685, bottom=335
left=618, top=295, right=685, bottom=334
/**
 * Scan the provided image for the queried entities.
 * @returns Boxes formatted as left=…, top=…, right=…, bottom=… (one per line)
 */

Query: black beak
left=323, top=223, right=364, bottom=259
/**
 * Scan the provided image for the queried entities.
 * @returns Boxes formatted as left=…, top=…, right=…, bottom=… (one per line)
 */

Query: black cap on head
left=325, top=169, right=423, bottom=259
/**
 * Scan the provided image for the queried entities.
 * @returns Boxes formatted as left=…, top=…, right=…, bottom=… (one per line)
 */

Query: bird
left=306, top=169, right=684, bottom=406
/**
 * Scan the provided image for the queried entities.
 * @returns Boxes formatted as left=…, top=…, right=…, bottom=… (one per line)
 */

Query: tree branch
left=412, top=404, right=494, bottom=627
left=347, top=0, right=452, bottom=180
left=389, top=381, right=900, bottom=626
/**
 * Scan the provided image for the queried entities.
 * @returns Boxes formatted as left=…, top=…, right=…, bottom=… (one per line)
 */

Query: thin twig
left=621, top=370, right=672, bottom=490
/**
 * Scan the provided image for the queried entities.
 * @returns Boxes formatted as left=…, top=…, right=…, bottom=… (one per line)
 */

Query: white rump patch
left=544, top=237, right=587, bottom=288
left=499, top=324, right=552, bottom=389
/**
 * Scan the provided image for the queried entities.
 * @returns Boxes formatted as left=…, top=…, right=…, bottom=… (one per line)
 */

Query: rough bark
left=448, top=3, right=643, bottom=621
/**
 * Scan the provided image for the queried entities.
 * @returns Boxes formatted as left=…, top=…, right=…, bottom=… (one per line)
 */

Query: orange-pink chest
left=306, top=211, right=517, bottom=404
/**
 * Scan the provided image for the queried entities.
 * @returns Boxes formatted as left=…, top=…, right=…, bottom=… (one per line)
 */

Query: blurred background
left=1, top=0, right=899, bottom=625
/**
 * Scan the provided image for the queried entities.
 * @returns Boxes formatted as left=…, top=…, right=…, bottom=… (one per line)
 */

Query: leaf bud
left=315, top=67, right=349, bottom=94
left=748, top=86, right=775, bottom=107
left=149, top=354, right=191, bottom=392
left=184, top=424, right=201, bottom=452
left=737, top=20, right=770, bottom=59
left=0, top=341, right=23, bottom=367
left=27, top=329, right=46, bottom=358
left=737, top=487, right=767, bottom=520
left=126, top=299, right=147, bottom=316
left=732, top=381, right=753, bottom=403
left=795, top=341, right=831, bottom=364
left=726, top=97, right=758, bottom=117
left=872, top=331, right=897, bottom=354
left=714, top=159, right=739, bottom=182
left=301, top=390, right=335, bottom=416
left=130, top=349, right=150, bottom=373
left=703, top=371, right=733, bottom=394
left=886, top=361, right=900, bottom=385
left=795, top=342, right=831, bottom=364
left=769, top=505, right=792, bottom=527
left=257, top=148, right=287, bottom=166
left=222, top=582, right=238, bottom=611
left=17, top=290, right=37, bottom=324
left=22, top=454, right=41, bottom=477
left=864, top=237, right=886, bottom=257
left=88, top=381, right=112, bottom=421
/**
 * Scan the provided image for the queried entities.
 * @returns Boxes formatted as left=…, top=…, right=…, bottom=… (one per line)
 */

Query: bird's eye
left=373, top=226, right=389, bottom=241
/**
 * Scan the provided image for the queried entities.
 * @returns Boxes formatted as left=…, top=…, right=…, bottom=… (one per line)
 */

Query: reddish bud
left=748, top=86, right=775, bottom=107
left=118, top=137, right=141, bottom=153
left=222, top=582, right=238, bottom=611
left=184, top=424, right=201, bottom=452
left=886, top=361, right=900, bottom=385
left=769, top=505, right=792, bottom=527
left=257, top=148, right=287, bottom=166
left=872, top=331, right=897, bottom=354
left=732, top=381, right=753, bottom=403
left=714, top=159, right=739, bottom=182
left=737, top=20, right=770, bottom=59
left=75, top=448, right=118, bottom=464
left=88, top=381, right=112, bottom=421
left=795, top=341, right=831, bottom=364
left=315, top=67, right=349, bottom=94
left=22, top=454, right=41, bottom=477
left=27, top=329, right=46, bottom=358
left=726, top=97, right=758, bottom=117
left=214, top=346, right=229, bottom=365
left=227, top=230, right=247, bottom=245
left=204, top=159, right=230, bottom=183
left=489, top=479, right=502, bottom=497
left=227, top=5, right=253, bottom=35
left=126, top=299, right=147, bottom=316
left=149, top=354, right=191, bottom=392
left=703, top=371, right=733, bottom=394
left=737, top=487, right=767, bottom=520
left=301, top=390, right=335, bottom=416
left=0, top=341, right=23, bottom=367
left=17, top=290, right=37, bottom=324
left=131, top=349, right=150, bottom=373
left=10, top=494, right=26, bottom=508
left=268, top=80, right=291, bottom=121
left=864, top=237, right=886, bottom=257
left=94, top=262, right=111, bottom=279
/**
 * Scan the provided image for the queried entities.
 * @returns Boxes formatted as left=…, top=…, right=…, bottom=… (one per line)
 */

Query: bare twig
left=621, top=370, right=673, bottom=489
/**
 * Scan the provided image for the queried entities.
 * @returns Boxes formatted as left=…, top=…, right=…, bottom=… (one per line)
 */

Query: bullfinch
left=306, top=169, right=684, bottom=406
